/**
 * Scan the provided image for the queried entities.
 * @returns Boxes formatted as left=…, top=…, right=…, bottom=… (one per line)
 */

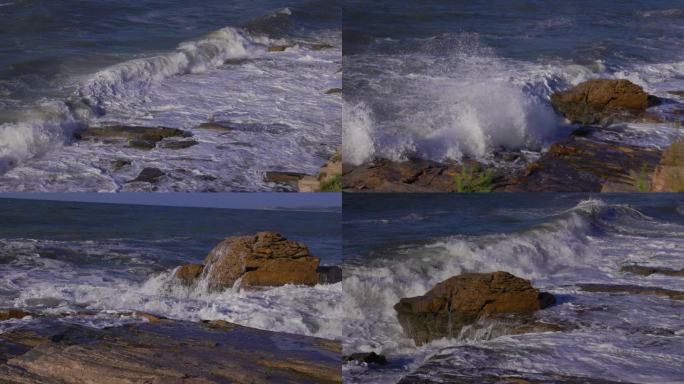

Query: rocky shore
left=1, top=231, right=343, bottom=383
left=343, top=79, right=683, bottom=192
left=345, top=264, right=684, bottom=382
left=0, top=316, right=341, bottom=384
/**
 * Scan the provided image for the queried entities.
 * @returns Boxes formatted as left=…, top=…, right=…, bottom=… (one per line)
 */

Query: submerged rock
left=187, top=231, right=321, bottom=291
left=550, top=79, right=659, bottom=124
left=0, top=318, right=341, bottom=384
left=268, top=45, right=292, bottom=52
left=130, top=167, right=165, bottom=183
left=75, top=125, right=187, bottom=150
left=343, top=352, right=387, bottom=366
left=311, top=43, right=334, bottom=51
left=394, top=272, right=555, bottom=346
left=621, top=265, right=684, bottom=277
left=196, top=121, right=234, bottom=131
left=578, top=284, right=684, bottom=300
left=651, top=138, right=684, bottom=192
left=324, top=88, right=342, bottom=95
left=160, top=139, right=199, bottom=149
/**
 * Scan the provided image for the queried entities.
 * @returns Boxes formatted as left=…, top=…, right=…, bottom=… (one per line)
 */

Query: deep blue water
left=0, top=198, right=341, bottom=265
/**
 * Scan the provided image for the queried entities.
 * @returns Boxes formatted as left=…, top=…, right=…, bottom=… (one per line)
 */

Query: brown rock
left=325, top=88, right=342, bottom=95
left=0, top=309, right=31, bottom=321
left=311, top=43, right=334, bottom=51
left=342, top=158, right=473, bottom=192
left=504, top=130, right=661, bottom=192
left=174, top=264, right=204, bottom=284
left=201, top=231, right=319, bottom=290
left=265, top=171, right=307, bottom=184
left=75, top=125, right=187, bottom=150
left=651, top=138, right=684, bottom=192
left=196, top=121, right=234, bottom=131
left=394, top=272, right=554, bottom=346
left=550, top=79, right=659, bottom=124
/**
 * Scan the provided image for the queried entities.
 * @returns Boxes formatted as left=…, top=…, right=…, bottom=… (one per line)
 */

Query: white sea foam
left=343, top=102, right=375, bottom=165
left=78, top=27, right=257, bottom=106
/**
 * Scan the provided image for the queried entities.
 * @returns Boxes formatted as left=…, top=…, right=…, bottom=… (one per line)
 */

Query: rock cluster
left=394, top=272, right=555, bottom=346
left=174, top=231, right=327, bottom=290
left=75, top=125, right=188, bottom=150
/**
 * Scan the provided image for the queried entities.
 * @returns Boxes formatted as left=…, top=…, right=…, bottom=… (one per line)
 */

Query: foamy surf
left=342, top=195, right=684, bottom=383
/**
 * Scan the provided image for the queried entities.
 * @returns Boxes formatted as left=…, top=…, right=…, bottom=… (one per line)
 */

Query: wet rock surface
left=130, top=167, right=165, bottom=183
left=0, top=318, right=341, bottom=384
left=394, top=272, right=555, bottom=346
left=75, top=125, right=188, bottom=150
left=651, top=138, right=684, bottom=192
left=621, top=265, right=684, bottom=277
left=177, top=231, right=321, bottom=291
left=343, top=158, right=468, bottom=192
left=504, top=127, right=662, bottom=192
left=550, top=79, right=659, bottom=125
left=578, top=284, right=684, bottom=300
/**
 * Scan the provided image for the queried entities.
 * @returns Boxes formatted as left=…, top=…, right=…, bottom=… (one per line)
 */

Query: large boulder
left=651, top=138, right=684, bottom=192
left=394, top=272, right=555, bottom=346
left=200, top=231, right=320, bottom=290
left=550, top=79, right=659, bottom=124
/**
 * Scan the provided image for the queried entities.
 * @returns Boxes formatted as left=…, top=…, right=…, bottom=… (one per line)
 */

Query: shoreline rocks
left=394, top=272, right=555, bottom=346
left=0, top=317, right=341, bottom=384
left=0, top=309, right=31, bottom=321
left=550, top=79, right=660, bottom=125
left=621, top=265, right=684, bottom=277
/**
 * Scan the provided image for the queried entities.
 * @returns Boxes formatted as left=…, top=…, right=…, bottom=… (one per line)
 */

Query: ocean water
left=343, top=0, right=684, bottom=166
left=342, top=194, right=684, bottom=383
left=0, top=198, right=342, bottom=339
left=0, top=0, right=341, bottom=191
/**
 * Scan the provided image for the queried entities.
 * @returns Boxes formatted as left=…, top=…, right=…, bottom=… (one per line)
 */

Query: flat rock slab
left=0, top=318, right=341, bottom=384
left=578, top=284, right=684, bottom=300
left=621, top=265, right=684, bottom=277
left=75, top=126, right=188, bottom=150
left=504, top=129, right=662, bottom=192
